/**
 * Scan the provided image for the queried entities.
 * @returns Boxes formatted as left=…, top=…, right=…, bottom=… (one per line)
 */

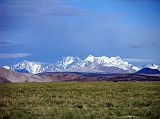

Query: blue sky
left=0, top=0, right=160, bottom=66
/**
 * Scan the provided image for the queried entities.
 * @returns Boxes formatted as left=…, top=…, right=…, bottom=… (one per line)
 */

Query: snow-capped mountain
left=143, top=64, right=160, bottom=71
left=45, top=56, right=83, bottom=72
left=83, top=55, right=139, bottom=72
left=3, top=55, right=140, bottom=74
left=10, top=60, right=45, bottom=74
left=56, top=56, right=82, bottom=70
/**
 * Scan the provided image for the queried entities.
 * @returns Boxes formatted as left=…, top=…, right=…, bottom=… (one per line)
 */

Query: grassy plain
left=0, top=82, right=160, bottom=119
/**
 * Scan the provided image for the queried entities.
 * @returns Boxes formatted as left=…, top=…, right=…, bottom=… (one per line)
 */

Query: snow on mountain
left=3, top=66, right=11, bottom=70
left=3, top=55, right=140, bottom=74
left=46, top=56, right=82, bottom=72
left=84, top=55, right=139, bottom=72
left=11, top=60, right=45, bottom=74
left=132, top=66, right=140, bottom=72
left=56, top=56, right=82, bottom=70
left=143, top=64, right=160, bottom=70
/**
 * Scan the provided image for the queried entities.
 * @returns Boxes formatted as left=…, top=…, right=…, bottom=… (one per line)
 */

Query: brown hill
left=37, top=72, right=160, bottom=82
left=0, top=67, right=50, bottom=83
left=37, top=72, right=88, bottom=82
left=0, top=76, right=11, bottom=83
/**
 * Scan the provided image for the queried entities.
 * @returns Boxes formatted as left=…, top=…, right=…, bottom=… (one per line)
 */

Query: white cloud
left=0, top=53, right=31, bottom=58
left=124, top=58, right=154, bottom=63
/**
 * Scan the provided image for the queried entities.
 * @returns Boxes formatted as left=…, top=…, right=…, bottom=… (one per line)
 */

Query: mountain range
left=2, top=55, right=159, bottom=74
left=2, top=55, right=139, bottom=74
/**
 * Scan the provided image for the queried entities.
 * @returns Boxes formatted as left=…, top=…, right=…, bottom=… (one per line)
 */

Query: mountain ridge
left=136, top=68, right=160, bottom=74
left=4, top=55, right=159, bottom=74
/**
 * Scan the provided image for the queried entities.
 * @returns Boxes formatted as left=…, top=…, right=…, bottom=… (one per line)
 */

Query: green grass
left=0, top=82, right=160, bottom=119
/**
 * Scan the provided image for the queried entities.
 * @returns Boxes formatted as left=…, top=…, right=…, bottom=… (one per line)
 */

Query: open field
left=0, top=82, right=160, bottom=119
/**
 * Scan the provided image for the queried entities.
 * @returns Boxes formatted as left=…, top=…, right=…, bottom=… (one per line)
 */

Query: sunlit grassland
left=0, top=82, right=160, bottom=119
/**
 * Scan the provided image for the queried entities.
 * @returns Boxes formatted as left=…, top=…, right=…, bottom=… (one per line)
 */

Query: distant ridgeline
left=136, top=68, right=160, bottom=74
left=2, top=55, right=160, bottom=74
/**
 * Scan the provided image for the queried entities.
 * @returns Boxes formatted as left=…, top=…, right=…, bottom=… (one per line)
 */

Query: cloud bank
left=124, top=58, right=154, bottom=63
left=0, top=41, right=14, bottom=45
left=0, top=53, right=31, bottom=58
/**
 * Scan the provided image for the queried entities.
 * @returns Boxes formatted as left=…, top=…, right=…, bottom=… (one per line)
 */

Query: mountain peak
left=62, top=56, right=82, bottom=64
left=143, top=64, right=159, bottom=70
left=12, top=60, right=43, bottom=74
left=85, top=55, right=96, bottom=62
left=84, top=55, right=138, bottom=72
left=87, top=55, right=95, bottom=57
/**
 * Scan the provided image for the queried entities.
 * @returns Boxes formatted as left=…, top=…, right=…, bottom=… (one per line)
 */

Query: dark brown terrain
left=0, top=67, right=160, bottom=83
left=0, top=67, right=50, bottom=82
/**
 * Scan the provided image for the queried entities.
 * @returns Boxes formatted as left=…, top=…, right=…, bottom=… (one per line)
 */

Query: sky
left=0, top=0, right=160, bottom=67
